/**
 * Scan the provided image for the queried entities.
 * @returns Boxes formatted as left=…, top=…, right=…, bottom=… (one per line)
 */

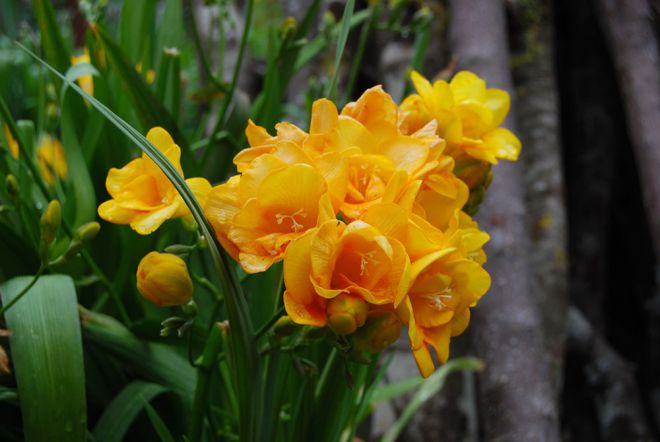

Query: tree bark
left=511, top=0, right=569, bottom=398
left=449, top=1, right=560, bottom=440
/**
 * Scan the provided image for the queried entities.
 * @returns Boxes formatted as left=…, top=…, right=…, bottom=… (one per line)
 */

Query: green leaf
left=20, top=43, right=263, bottom=442
left=119, top=0, right=157, bottom=64
left=326, top=0, right=355, bottom=100
left=92, top=381, right=167, bottom=442
left=370, top=377, right=423, bottom=406
left=32, top=0, right=70, bottom=74
left=91, top=24, right=197, bottom=172
left=61, top=81, right=97, bottom=228
left=81, top=308, right=195, bottom=406
left=1, top=275, right=86, bottom=441
left=142, top=398, right=176, bottom=442
left=380, top=357, right=484, bottom=442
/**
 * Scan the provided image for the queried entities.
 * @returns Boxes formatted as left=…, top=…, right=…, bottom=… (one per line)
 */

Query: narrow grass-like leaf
left=20, top=42, right=263, bottom=442
left=61, top=86, right=97, bottom=228
left=326, top=0, right=356, bottom=100
left=119, top=0, right=157, bottom=63
left=81, top=307, right=195, bottom=406
left=1, top=275, right=86, bottom=441
left=32, top=0, right=70, bottom=74
left=142, top=398, right=176, bottom=442
left=92, top=381, right=167, bottom=442
left=91, top=24, right=196, bottom=172
left=369, top=377, right=423, bottom=406
left=381, top=357, right=484, bottom=442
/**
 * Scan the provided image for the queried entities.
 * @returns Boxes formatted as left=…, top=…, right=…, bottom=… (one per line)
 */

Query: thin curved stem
left=0, top=265, right=45, bottom=316
left=209, top=0, right=254, bottom=140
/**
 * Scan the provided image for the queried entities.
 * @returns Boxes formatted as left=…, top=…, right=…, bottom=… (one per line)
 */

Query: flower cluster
left=400, top=71, right=521, bottom=212
left=204, top=71, right=518, bottom=377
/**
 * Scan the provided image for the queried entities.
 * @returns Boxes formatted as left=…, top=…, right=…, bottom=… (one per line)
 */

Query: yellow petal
left=283, top=290, right=327, bottom=327
left=246, top=119, right=273, bottom=146
left=485, top=88, right=510, bottom=127
left=105, top=158, right=144, bottom=197
left=310, top=99, right=339, bottom=134
left=283, top=228, right=317, bottom=301
left=425, top=325, right=451, bottom=363
left=450, top=71, right=486, bottom=103
left=450, top=308, right=470, bottom=337
left=130, top=202, right=179, bottom=235
left=98, top=200, right=140, bottom=224
left=482, top=128, right=522, bottom=161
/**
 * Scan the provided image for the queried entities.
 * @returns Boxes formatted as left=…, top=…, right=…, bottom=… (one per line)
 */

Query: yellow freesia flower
left=71, top=49, right=94, bottom=97
left=3, top=125, right=18, bottom=159
left=403, top=254, right=491, bottom=377
left=205, top=154, right=335, bottom=273
left=282, top=218, right=411, bottom=329
left=37, top=135, right=67, bottom=185
left=137, top=251, right=193, bottom=306
left=98, top=127, right=211, bottom=235
left=400, top=70, right=521, bottom=165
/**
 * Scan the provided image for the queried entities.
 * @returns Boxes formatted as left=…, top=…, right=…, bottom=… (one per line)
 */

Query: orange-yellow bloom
left=400, top=70, right=521, bottom=165
left=282, top=218, right=411, bottom=328
left=71, top=49, right=94, bottom=97
left=3, top=125, right=18, bottom=159
left=137, top=251, right=193, bottom=306
left=98, top=127, right=211, bottom=235
left=37, top=135, right=67, bottom=185
left=205, top=154, right=335, bottom=273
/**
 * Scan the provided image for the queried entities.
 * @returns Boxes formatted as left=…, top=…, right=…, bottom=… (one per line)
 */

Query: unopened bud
left=181, top=300, right=197, bottom=316
left=327, top=294, right=368, bottom=335
left=5, top=175, right=18, bottom=199
left=351, top=311, right=402, bottom=353
left=76, top=221, right=101, bottom=242
left=273, top=316, right=298, bottom=337
left=40, top=200, right=61, bottom=245
left=280, top=16, right=297, bottom=39
left=137, top=252, right=193, bottom=307
left=164, top=244, right=195, bottom=256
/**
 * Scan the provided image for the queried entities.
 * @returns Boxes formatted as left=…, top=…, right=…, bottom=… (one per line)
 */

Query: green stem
left=186, top=0, right=228, bottom=94
left=190, top=323, right=224, bottom=442
left=255, top=305, right=285, bottom=338
left=344, top=4, right=380, bottom=102
left=0, top=265, right=45, bottom=316
left=314, top=348, right=338, bottom=400
left=209, top=0, right=254, bottom=141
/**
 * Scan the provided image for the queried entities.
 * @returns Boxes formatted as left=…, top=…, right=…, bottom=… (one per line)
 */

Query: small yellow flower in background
left=137, top=251, right=193, bottom=306
left=135, top=63, right=156, bottom=85
left=71, top=49, right=94, bottom=97
left=98, top=127, right=211, bottom=235
left=37, top=135, right=67, bottom=185
left=3, top=125, right=19, bottom=159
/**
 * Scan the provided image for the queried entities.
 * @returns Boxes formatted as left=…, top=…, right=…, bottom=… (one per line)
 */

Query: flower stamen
left=275, top=208, right=307, bottom=232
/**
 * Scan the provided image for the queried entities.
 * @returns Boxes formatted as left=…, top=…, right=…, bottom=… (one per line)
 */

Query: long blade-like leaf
left=1, top=275, right=86, bottom=441
left=92, top=381, right=168, bottom=442
left=381, top=357, right=484, bottom=442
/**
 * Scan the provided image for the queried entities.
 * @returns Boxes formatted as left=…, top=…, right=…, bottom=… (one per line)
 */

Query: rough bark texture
left=511, top=0, right=568, bottom=398
left=566, top=307, right=651, bottom=440
left=594, top=0, right=660, bottom=430
left=594, top=0, right=660, bottom=263
left=448, top=1, right=560, bottom=440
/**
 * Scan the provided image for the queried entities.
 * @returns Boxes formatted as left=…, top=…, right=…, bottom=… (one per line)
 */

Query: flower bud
left=351, top=311, right=402, bottom=353
left=273, top=315, right=298, bottom=337
left=40, top=200, right=61, bottom=245
left=136, top=252, right=193, bottom=307
left=5, top=174, right=18, bottom=199
left=76, top=221, right=101, bottom=242
left=326, top=294, right=368, bottom=335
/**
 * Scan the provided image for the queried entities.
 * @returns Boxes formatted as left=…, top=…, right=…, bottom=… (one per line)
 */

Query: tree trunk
left=449, top=0, right=560, bottom=439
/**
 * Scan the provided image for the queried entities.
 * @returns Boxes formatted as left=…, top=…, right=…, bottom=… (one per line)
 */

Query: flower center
left=424, top=286, right=453, bottom=310
left=275, top=208, right=307, bottom=232
left=355, top=250, right=378, bottom=276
